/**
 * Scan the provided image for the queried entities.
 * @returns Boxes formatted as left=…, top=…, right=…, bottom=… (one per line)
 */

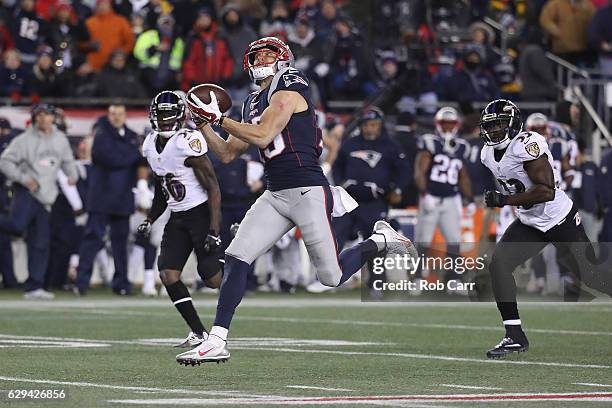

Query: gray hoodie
left=0, top=126, right=78, bottom=208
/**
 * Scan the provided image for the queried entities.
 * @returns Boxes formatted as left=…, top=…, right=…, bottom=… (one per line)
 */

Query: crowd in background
left=0, top=0, right=611, bottom=107
left=1, top=0, right=612, bottom=298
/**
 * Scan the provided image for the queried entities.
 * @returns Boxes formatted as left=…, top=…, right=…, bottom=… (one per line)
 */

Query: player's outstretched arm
left=506, top=155, right=556, bottom=207
left=220, top=91, right=306, bottom=149
left=198, top=124, right=250, bottom=164
left=185, top=154, right=221, bottom=235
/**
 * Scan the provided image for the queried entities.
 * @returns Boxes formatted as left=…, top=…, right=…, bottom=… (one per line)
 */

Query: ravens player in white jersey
left=178, top=37, right=415, bottom=365
left=138, top=91, right=223, bottom=349
left=480, top=99, right=610, bottom=358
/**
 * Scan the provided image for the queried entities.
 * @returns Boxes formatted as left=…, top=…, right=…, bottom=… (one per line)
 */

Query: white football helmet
left=243, top=37, right=294, bottom=84
left=434, top=106, right=461, bottom=142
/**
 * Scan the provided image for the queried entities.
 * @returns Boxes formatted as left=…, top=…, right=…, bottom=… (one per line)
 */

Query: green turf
left=0, top=289, right=611, bottom=407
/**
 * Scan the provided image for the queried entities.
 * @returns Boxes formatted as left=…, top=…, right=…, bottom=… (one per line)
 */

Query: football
left=186, top=83, right=232, bottom=114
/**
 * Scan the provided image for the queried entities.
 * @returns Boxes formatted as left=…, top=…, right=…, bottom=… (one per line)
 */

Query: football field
left=0, top=291, right=611, bottom=407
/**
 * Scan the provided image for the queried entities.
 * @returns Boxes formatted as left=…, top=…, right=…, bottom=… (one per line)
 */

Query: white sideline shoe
left=141, top=285, right=158, bottom=297
left=176, top=337, right=230, bottom=366
left=175, top=331, right=207, bottom=348
left=372, top=220, right=418, bottom=258
left=305, top=280, right=336, bottom=294
left=23, top=289, right=55, bottom=300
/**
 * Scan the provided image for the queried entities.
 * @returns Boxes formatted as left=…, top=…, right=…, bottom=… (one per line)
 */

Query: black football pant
left=490, top=205, right=610, bottom=320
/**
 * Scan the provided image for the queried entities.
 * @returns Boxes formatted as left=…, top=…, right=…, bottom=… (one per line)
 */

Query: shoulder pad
left=267, top=67, right=309, bottom=103
left=176, top=129, right=208, bottom=157
left=511, top=131, right=548, bottom=161
left=142, top=132, right=156, bottom=157
left=417, top=133, right=437, bottom=153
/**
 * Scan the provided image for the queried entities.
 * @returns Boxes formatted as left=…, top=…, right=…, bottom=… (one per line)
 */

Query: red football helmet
left=243, top=36, right=294, bottom=83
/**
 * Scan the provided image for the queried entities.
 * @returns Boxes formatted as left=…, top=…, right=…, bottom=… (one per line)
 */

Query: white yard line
left=0, top=298, right=610, bottom=309
left=6, top=306, right=611, bottom=338
left=286, top=386, right=355, bottom=392
left=0, top=333, right=608, bottom=369
left=574, top=383, right=612, bottom=388
left=438, top=384, right=503, bottom=391
left=0, top=376, right=280, bottom=399
left=230, top=347, right=612, bottom=370
left=107, top=391, right=612, bottom=405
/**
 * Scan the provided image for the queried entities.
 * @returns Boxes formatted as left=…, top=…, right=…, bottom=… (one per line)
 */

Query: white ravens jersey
left=481, top=131, right=573, bottom=232
left=142, top=129, right=208, bottom=212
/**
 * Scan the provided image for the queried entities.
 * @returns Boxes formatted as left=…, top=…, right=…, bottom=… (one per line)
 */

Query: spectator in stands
left=219, top=4, right=258, bottom=96
left=0, top=14, right=14, bottom=56
left=134, top=14, right=184, bottom=95
left=315, top=0, right=340, bottom=40
left=468, top=21, right=497, bottom=68
left=260, top=0, right=293, bottom=39
left=47, top=2, right=91, bottom=73
left=85, top=0, right=135, bottom=72
left=96, top=49, right=146, bottom=98
left=588, top=0, right=612, bottom=76
left=0, top=105, right=77, bottom=299
left=181, top=7, right=233, bottom=91
left=573, top=141, right=602, bottom=242
left=0, top=117, right=18, bottom=290
left=288, top=16, right=321, bottom=73
left=134, top=0, right=165, bottom=31
left=539, top=0, right=596, bottom=65
left=172, top=0, right=217, bottom=37
left=325, top=17, right=377, bottom=99
left=0, top=49, right=30, bottom=100
left=374, top=50, right=437, bottom=115
left=445, top=47, right=499, bottom=103
left=75, top=104, right=148, bottom=296
left=30, top=45, right=65, bottom=97
left=296, top=0, right=321, bottom=21
left=519, top=28, right=557, bottom=101
left=218, top=0, right=267, bottom=27
left=10, top=0, right=48, bottom=67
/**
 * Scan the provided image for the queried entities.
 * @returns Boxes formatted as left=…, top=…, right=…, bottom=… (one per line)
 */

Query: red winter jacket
left=181, top=23, right=234, bottom=90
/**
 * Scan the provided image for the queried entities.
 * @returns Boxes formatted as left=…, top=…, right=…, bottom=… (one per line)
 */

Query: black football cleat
left=486, top=335, right=529, bottom=359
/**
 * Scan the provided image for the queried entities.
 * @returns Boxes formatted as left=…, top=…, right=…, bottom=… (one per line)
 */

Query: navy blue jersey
left=210, top=146, right=260, bottom=208
left=332, top=132, right=410, bottom=202
left=600, top=149, right=612, bottom=209
left=464, top=137, right=495, bottom=196
left=574, top=161, right=600, bottom=214
left=417, top=133, right=469, bottom=197
left=548, top=136, right=570, bottom=190
left=241, top=67, right=328, bottom=191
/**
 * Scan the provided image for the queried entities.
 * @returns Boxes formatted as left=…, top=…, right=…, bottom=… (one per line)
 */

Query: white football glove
left=187, top=90, right=222, bottom=126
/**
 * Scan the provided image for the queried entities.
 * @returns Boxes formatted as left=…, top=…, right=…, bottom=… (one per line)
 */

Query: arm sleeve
left=148, top=177, right=167, bottom=223
left=267, top=68, right=310, bottom=102
left=0, top=136, right=29, bottom=185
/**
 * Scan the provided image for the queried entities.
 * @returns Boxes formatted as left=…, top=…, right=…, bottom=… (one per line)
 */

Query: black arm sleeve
left=148, top=178, right=167, bottom=223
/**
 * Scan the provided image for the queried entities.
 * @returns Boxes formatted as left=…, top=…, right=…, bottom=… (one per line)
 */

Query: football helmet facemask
left=150, top=91, right=185, bottom=138
left=243, top=37, right=294, bottom=84
left=480, top=99, right=523, bottom=150
left=434, top=106, right=461, bottom=142
left=525, top=112, right=549, bottom=138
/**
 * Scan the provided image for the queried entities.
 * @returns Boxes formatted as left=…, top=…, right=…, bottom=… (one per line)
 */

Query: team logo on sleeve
left=283, top=73, right=308, bottom=88
left=525, top=142, right=540, bottom=158
left=189, top=139, right=202, bottom=153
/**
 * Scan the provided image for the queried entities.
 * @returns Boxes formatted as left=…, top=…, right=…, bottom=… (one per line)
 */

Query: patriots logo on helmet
left=350, top=150, right=382, bottom=168
left=283, top=73, right=308, bottom=88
